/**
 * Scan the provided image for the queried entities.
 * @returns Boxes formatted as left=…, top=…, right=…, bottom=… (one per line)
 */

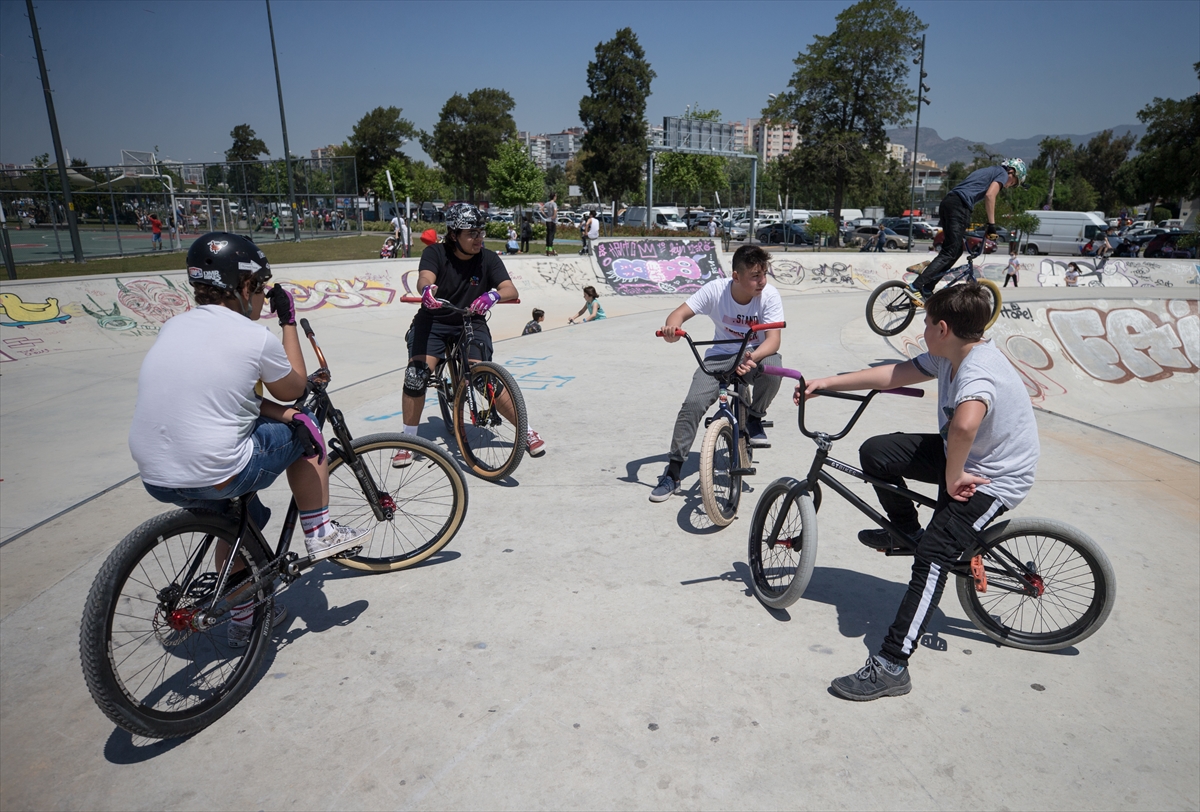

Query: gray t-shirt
left=542, top=200, right=558, bottom=223
left=951, top=166, right=1009, bottom=209
left=912, top=340, right=1039, bottom=508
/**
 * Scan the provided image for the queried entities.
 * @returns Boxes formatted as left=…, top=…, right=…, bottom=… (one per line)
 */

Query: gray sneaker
left=831, top=655, right=912, bottom=701
left=648, top=473, right=680, bottom=503
left=305, top=521, right=372, bottom=561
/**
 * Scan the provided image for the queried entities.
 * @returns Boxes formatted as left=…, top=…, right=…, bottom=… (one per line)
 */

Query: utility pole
left=906, top=34, right=929, bottom=253
left=266, top=0, right=301, bottom=241
left=27, top=0, right=83, bottom=262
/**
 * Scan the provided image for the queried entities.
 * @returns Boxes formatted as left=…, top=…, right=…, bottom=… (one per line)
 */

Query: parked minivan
left=623, top=206, right=688, bottom=231
left=1022, top=210, right=1107, bottom=255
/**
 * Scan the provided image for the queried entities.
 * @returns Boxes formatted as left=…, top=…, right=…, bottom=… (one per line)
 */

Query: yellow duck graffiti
left=0, top=293, right=71, bottom=327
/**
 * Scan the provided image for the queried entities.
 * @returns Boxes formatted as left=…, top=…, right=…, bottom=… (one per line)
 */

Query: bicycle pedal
left=970, top=555, right=987, bottom=593
left=333, top=545, right=365, bottom=560
left=747, top=441, right=771, bottom=449
left=731, top=467, right=756, bottom=476
left=760, top=420, right=774, bottom=428
left=882, top=545, right=917, bottom=557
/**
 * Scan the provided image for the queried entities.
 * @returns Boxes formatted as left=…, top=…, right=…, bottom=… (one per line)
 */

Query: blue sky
left=1, top=0, right=1197, bottom=168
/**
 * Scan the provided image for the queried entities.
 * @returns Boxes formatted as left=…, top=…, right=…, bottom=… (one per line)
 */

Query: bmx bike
left=747, top=366, right=1115, bottom=652
left=400, top=296, right=528, bottom=481
left=80, top=318, right=469, bottom=739
left=865, top=237, right=1003, bottom=337
left=659, top=319, right=786, bottom=527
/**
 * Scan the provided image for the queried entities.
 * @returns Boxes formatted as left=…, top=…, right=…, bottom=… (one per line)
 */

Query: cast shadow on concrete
left=420, top=418, right=522, bottom=488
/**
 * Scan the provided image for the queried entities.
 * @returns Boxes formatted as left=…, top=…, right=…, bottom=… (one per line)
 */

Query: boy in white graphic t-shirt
left=650, top=245, right=785, bottom=502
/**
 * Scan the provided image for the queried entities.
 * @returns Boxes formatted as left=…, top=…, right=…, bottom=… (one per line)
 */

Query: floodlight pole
left=907, top=34, right=927, bottom=253
left=266, top=0, right=301, bottom=241
left=27, top=0, right=83, bottom=263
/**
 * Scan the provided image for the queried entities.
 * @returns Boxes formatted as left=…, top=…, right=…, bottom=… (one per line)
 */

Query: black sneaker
left=831, top=655, right=912, bottom=701
left=745, top=418, right=769, bottom=447
left=858, top=527, right=922, bottom=551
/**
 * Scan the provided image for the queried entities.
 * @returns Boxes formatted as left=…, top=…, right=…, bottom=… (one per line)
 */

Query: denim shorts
left=143, top=416, right=307, bottom=527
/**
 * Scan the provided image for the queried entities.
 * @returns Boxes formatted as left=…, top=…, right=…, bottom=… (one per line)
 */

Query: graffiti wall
left=593, top=238, right=723, bottom=295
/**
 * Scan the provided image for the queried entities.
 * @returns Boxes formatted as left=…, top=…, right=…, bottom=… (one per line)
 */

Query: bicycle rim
left=956, top=518, right=1115, bottom=651
left=79, top=511, right=271, bottom=738
left=699, top=418, right=740, bottom=527
left=748, top=479, right=818, bottom=610
left=329, top=434, right=469, bottom=572
left=866, top=281, right=917, bottom=337
left=453, top=362, right=527, bottom=481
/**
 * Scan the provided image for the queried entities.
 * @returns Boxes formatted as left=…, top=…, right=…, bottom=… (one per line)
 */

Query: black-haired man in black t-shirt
left=394, top=203, right=546, bottom=466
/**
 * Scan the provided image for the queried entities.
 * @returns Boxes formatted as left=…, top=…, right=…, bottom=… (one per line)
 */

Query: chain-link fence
left=0, top=156, right=359, bottom=265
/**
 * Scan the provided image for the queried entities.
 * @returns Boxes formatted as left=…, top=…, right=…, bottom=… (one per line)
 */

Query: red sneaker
left=526, top=430, right=545, bottom=457
left=391, top=448, right=414, bottom=468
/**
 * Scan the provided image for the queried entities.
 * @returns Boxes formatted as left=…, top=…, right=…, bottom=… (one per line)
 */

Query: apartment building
left=745, top=118, right=798, bottom=162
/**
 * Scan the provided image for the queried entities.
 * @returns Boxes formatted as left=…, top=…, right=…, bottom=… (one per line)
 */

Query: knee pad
left=403, top=361, right=431, bottom=397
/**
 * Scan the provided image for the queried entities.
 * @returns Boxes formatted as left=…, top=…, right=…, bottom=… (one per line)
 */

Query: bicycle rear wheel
left=699, top=416, right=743, bottom=527
left=328, top=433, right=469, bottom=572
left=748, top=478, right=818, bottom=609
left=79, top=510, right=272, bottom=739
left=979, top=278, right=1003, bottom=330
left=956, top=518, right=1115, bottom=651
left=453, top=361, right=527, bottom=481
left=434, top=362, right=454, bottom=431
left=866, top=280, right=917, bottom=336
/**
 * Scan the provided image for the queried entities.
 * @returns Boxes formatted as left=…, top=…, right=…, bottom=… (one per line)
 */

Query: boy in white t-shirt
left=799, top=282, right=1039, bottom=700
left=650, top=245, right=785, bottom=502
left=129, top=233, right=370, bottom=646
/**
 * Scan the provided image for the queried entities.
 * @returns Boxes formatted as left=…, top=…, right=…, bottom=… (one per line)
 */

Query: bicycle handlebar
left=657, top=321, right=787, bottom=380
left=399, top=296, right=521, bottom=307
left=760, top=365, right=924, bottom=398
left=298, top=318, right=329, bottom=371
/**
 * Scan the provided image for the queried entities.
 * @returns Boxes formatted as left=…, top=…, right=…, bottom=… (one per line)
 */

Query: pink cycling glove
left=291, top=413, right=326, bottom=465
left=421, top=284, right=442, bottom=310
left=469, top=290, right=501, bottom=315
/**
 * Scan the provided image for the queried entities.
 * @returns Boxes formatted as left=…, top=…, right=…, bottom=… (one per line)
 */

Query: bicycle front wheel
left=748, top=479, right=818, bottom=609
left=328, top=433, right=468, bottom=572
left=956, top=518, right=1115, bottom=651
left=699, top=416, right=743, bottom=527
left=434, top=363, right=454, bottom=431
left=979, top=278, right=1003, bottom=330
left=866, top=280, right=917, bottom=336
left=453, top=362, right=528, bottom=481
left=79, top=510, right=273, bottom=739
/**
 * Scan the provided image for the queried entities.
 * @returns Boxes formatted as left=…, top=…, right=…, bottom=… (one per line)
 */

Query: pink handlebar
left=761, top=365, right=924, bottom=398
left=400, top=296, right=521, bottom=304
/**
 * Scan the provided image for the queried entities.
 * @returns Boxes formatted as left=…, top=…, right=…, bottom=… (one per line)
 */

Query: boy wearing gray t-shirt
left=799, top=282, right=1039, bottom=701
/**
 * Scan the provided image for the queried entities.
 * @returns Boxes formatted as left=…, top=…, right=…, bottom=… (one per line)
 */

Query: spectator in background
left=520, top=214, right=533, bottom=254
left=708, top=217, right=718, bottom=240
left=1065, top=262, right=1081, bottom=287
left=1004, top=244, right=1020, bottom=287
left=581, top=210, right=599, bottom=255
left=540, top=192, right=558, bottom=256
left=272, top=213, right=281, bottom=240
left=149, top=214, right=163, bottom=250
left=399, top=214, right=411, bottom=257
left=523, top=308, right=545, bottom=335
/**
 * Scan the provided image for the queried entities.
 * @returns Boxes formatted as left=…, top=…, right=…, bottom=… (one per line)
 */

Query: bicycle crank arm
left=731, top=467, right=756, bottom=476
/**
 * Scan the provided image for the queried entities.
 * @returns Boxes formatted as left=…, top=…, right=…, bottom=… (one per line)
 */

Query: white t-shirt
left=911, top=340, right=1040, bottom=509
left=685, top=278, right=785, bottom=359
left=587, top=217, right=600, bottom=240
left=129, top=306, right=293, bottom=488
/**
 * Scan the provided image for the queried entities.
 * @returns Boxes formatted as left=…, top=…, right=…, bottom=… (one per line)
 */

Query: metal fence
left=0, top=156, right=359, bottom=265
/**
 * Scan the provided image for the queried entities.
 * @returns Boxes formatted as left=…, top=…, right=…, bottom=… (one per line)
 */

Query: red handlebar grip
left=750, top=321, right=786, bottom=331
left=400, top=295, right=421, bottom=303
left=656, top=329, right=688, bottom=337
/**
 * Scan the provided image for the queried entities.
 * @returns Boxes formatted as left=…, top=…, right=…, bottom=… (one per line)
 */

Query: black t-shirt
left=414, top=243, right=511, bottom=325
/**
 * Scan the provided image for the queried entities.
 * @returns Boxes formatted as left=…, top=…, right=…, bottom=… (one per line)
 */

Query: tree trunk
left=1046, top=164, right=1057, bottom=210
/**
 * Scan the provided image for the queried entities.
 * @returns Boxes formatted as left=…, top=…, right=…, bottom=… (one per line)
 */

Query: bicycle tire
left=866, top=280, right=917, bottom=337
left=748, top=479, right=818, bottom=609
left=434, top=363, right=455, bottom=431
left=79, top=510, right=272, bottom=739
left=453, top=361, right=527, bottom=481
left=328, top=433, right=469, bottom=572
left=979, top=278, right=1003, bottom=331
left=699, top=417, right=742, bottom=527
left=955, top=518, right=1115, bottom=651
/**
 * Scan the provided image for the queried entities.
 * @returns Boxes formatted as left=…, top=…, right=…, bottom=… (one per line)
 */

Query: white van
left=1022, top=210, right=1107, bottom=255
left=623, top=206, right=688, bottom=231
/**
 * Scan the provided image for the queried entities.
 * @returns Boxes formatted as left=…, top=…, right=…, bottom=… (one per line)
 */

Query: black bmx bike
left=865, top=237, right=1003, bottom=337
left=401, top=296, right=529, bottom=481
left=747, top=366, right=1115, bottom=652
left=80, top=318, right=469, bottom=739
left=659, top=319, right=786, bottom=526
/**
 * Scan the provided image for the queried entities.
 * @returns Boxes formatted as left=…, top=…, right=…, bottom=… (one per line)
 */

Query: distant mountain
left=886, top=124, right=1148, bottom=167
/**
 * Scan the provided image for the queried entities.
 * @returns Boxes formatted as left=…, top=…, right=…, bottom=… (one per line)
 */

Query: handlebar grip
left=750, top=321, right=786, bottom=331
left=761, top=364, right=803, bottom=380
left=299, top=318, right=314, bottom=338
left=883, top=386, right=925, bottom=398
left=656, top=329, right=688, bottom=338
left=400, top=295, right=421, bottom=303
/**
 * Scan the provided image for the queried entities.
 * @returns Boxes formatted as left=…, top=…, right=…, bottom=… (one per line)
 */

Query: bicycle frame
left=905, top=236, right=988, bottom=291
left=774, top=369, right=1044, bottom=598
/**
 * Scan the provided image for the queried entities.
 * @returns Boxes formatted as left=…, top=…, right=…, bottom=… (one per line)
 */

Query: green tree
left=421, top=89, right=517, bottom=202
left=1127, top=63, right=1200, bottom=212
left=1006, top=212, right=1040, bottom=252
left=764, top=0, right=926, bottom=245
left=544, top=164, right=569, bottom=204
left=406, top=160, right=447, bottom=213
left=347, top=106, right=416, bottom=196
left=1054, top=175, right=1098, bottom=213
left=369, top=156, right=413, bottom=206
left=1034, top=136, right=1074, bottom=210
left=1074, top=129, right=1136, bottom=214
left=225, top=124, right=269, bottom=162
left=487, top=138, right=544, bottom=209
left=807, top=215, right=837, bottom=248
left=579, top=28, right=656, bottom=203
left=944, top=160, right=968, bottom=190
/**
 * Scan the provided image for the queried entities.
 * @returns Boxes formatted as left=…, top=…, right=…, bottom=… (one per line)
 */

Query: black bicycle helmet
left=444, top=203, right=487, bottom=231
left=186, top=232, right=271, bottom=292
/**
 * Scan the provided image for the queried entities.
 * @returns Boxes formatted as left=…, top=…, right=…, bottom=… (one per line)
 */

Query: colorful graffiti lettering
left=1046, top=300, right=1198, bottom=383
left=595, top=239, right=722, bottom=295
left=0, top=293, right=70, bottom=328
left=280, top=278, right=397, bottom=310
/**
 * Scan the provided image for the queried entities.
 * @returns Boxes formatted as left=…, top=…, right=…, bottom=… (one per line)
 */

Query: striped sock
left=300, top=506, right=332, bottom=539
left=231, top=600, right=254, bottom=624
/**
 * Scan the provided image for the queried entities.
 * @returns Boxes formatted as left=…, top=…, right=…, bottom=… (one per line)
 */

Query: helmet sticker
left=207, top=239, right=228, bottom=253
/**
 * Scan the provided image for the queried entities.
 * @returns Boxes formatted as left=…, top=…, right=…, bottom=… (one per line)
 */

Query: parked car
left=720, top=220, right=747, bottom=241
left=852, top=226, right=909, bottom=250
left=1144, top=231, right=1196, bottom=259
left=756, top=223, right=813, bottom=246
left=883, top=220, right=936, bottom=240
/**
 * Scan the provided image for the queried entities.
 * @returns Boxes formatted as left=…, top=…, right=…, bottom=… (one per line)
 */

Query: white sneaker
left=305, top=521, right=372, bottom=562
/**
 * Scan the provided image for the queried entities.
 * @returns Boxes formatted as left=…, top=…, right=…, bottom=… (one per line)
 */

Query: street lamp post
left=907, top=34, right=930, bottom=252
left=266, top=0, right=301, bottom=241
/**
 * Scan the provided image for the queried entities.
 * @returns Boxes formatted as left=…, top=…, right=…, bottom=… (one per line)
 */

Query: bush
left=1153, top=206, right=1172, bottom=222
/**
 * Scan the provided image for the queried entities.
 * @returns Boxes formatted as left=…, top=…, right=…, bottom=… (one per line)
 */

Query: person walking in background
left=568, top=286, right=606, bottom=324
left=520, top=214, right=533, bottom=254
left=399, top=214, right=411, bottom=258
left=581, top=210, right=599, bottom=255
left=272, top=213, right=281, bottom=240
left=540, top=192, right=559, bottom=256
left=1004, top=245, right=1020, bottom=287
left=149, top=214, right=163, bottom=250
left=875, top=228, right=887, bottom=253
left=523, top=308, right=545, bottom=335
left=708, top=217, right=718, bottom=240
